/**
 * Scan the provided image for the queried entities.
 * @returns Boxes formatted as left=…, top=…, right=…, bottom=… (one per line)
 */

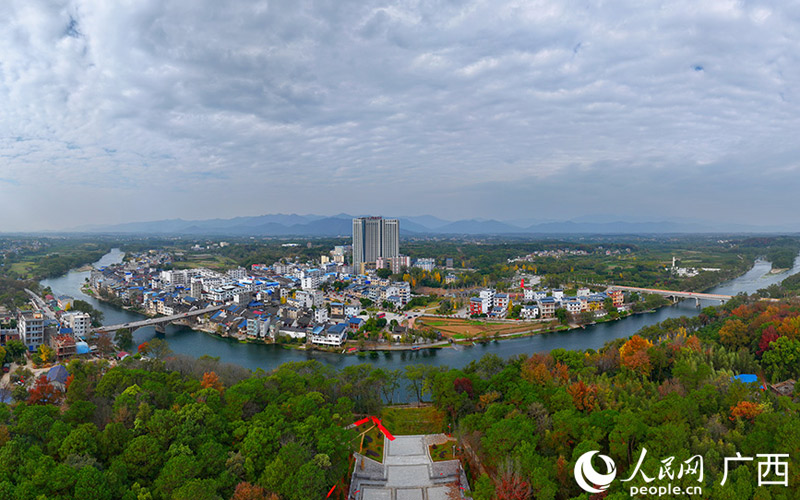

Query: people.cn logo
left=574, top=451, right=617, bottom=493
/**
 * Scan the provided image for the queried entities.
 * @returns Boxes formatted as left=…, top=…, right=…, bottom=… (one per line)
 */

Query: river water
left=41, top=249, right=800, bottom=373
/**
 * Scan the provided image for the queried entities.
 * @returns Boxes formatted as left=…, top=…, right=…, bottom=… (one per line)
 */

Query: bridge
left=607, top=285, right=733, bottom=306
left=92, top=303, right=228, bottom=334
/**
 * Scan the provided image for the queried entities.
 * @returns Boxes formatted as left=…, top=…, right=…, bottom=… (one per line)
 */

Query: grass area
left=9, top=261, right=34, bottom=278
left=381, top=406, right=446, bottom=435
left=423, top=320, right=448, bottom=326
left=173, top=254, right=238, bottom=271
left=429, top=441, right=457, bottom=462
left=359, top=426, right=385, bottom=463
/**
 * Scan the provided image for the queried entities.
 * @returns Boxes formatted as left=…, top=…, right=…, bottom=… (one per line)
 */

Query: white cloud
left=0, top=0, right=799, bottom=229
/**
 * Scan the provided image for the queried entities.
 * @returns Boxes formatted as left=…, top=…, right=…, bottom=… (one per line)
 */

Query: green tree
left=115, top=328, right=134, bottom=351
left=554, top=308, right=568, bottom=325
left=74, top=466, right=112, bottom=500
left=59, top=423, right=99, bottom=459
left=762, top=336, right=800, bottom=382
left=141, top=338, right=172, bottom=360
left=5, top=339, right=26, bottom=362
left=404, top=364, right=437, bottom=405
left=473, top=474, right=495, bottom=500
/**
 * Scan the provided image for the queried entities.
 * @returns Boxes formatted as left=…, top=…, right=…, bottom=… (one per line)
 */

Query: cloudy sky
left=1, top=0, right=799, bottom=231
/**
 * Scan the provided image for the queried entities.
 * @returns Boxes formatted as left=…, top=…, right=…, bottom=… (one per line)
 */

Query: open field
left=381, top=406, right=447, bottom=435
left=173, top=254, right=238, bottom=270
left=415, top=316, right=547, bottom=338
left=9, top=262, right=34, bottom=278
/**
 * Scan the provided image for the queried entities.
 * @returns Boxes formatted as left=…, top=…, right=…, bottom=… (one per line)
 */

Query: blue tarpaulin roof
left=732, top=374, right=759, bottom=384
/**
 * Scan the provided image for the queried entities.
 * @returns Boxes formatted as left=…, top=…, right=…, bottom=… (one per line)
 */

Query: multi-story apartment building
left=314, top=307, right=329, bottom=323
left=414, top=258, right=436, bottom=271
left=479, top=289, right=496, bottom=310
left=62, top=311, right=91, bottom=339
left=18, top=310, right=44, bottom=351
left=493, top=293, right=510, bottom=311
left=386, top=282, right=411, bottom=306
left=522, top=305, right=540, bottom=319
left=376, top=255, right=411, bottom=273
left=538, top=297, right=557, bottom=318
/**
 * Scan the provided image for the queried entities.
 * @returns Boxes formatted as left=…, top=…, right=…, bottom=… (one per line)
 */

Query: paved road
left=24, top=289, right=57, bottom=320
left=93, top=303, right=227, bottom=333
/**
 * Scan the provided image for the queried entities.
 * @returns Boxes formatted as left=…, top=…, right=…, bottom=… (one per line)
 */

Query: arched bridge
left=92, top=303, right=228, bottom=334
left=607, top=285, right=733, bottom=306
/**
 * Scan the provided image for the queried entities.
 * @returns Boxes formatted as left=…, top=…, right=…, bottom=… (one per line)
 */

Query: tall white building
left=352, top=217, right=400, bottom=269
left=18, top=311, right=44, bottom=351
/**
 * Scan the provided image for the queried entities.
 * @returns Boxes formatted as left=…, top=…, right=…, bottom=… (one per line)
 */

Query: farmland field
left=415, top=316, right=548, bottom=338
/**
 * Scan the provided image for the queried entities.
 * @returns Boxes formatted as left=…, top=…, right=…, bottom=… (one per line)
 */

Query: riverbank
left=40, top=249, right=800, bottom=372
left=85, top=279, right=679, bottom=354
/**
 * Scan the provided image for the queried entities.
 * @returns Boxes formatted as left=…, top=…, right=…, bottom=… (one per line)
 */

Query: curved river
left=42, top=249, right=800, bottom=373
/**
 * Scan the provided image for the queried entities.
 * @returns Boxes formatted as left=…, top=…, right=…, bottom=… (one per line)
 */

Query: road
left=92, top=303, right=228, bottom=333
left=24, top=289, right=57, bottom=320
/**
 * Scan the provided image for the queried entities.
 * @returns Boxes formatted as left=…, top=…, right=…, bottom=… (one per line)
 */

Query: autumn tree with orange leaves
left=201, top=371, right=224, bottom=392
left=567, top=380, right=598, bottom=412
left=719, top=319, right=751, bottom=349
left=28, top=374, right=60, bottom=405
left=730, top=401, right=764, bottom=422
left=619, top=335, right=653, bottom=376
left=230, top=482, right=278, bottom=500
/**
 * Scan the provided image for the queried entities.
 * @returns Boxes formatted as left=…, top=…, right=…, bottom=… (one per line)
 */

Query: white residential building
left=493, top=293, right=510, bottom=311
left=62, top=311, right=91, bottom=339
left=344, top=304, right=362, bottom=317
left=522, top=305, right=540, bottom=319
left=563, top=299, right=582, bottom=315
left=207, top=284, right=243, bottom=302
left=479, top=289, right=496, bottom=310
left=227, top=267, right=247, bottom=280
left=309, top=324, right=348, bottom=347
left=311, top=289, right=324, bottom=307
left=414, top=258, right=436, bottom=271
left=387, top=282, right=411, bottom=306
left=301, top=275, right=320, bottom=290
left=294, top=290, right=314, bottom=308
left=314, top=308, right=329, bottom=323
left=18, top=311, right=45, bottom=351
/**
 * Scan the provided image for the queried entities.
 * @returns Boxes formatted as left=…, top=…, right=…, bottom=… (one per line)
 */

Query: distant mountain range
left=68, top=213, right=799, bottom=236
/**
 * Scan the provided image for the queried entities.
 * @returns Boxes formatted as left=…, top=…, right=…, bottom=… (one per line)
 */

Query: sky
left=1, top=0, right=800, bottom=231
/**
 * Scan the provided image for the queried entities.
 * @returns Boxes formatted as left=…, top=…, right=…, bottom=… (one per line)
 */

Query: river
left=41, top=249, right=800, bottom=374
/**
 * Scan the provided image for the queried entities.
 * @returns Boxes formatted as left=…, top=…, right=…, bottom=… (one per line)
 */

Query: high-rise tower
left=352, top=217, right=400, bottom=270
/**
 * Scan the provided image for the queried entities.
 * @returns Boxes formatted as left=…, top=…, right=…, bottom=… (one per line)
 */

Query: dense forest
left=1, top=238, right=112, bottom=281
left=0, top=354, right=362, bottom=500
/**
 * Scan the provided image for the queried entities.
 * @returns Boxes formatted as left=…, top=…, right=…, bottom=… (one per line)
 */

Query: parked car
left=2, top=363, right=10, bottom=373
